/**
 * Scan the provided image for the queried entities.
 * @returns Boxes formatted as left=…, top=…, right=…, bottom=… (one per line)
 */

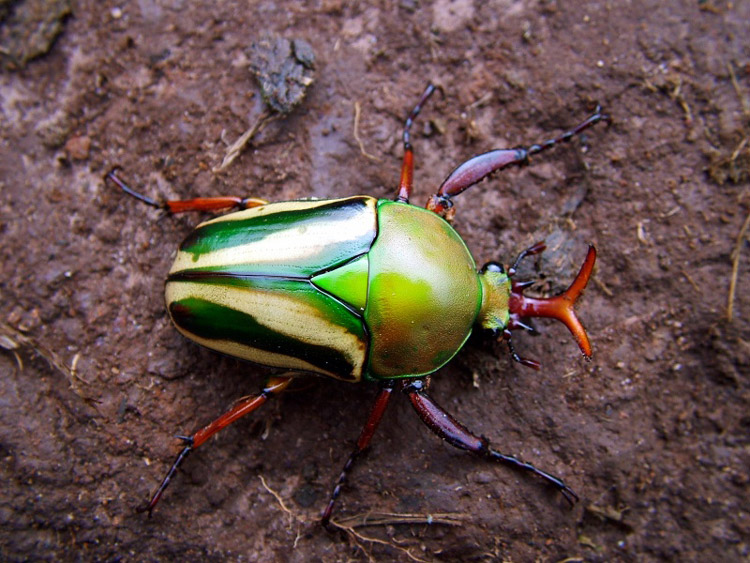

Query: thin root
left=328, top=520, right=428, bottom=563
left=593, top=277, right=614, bottom=298
left=332, top=511, right=466, bottom=528
left=0, top=322, right=97, bottom=406
left=636, top=220, right=650, bottom=245
left=327, top=511, right=466, bottom=562
left=727, top=61, right=750, bottom=120
left=354, top=102, right=381, bottom=162
left=258, top=474, right=295, bottom=522
left=668, top=75, right=693, bottom=126
left=727, top=209, right=750, bottom=322
left=730, top=137, right=748, bottom=164
left=681, top=269, right=702, bottom=294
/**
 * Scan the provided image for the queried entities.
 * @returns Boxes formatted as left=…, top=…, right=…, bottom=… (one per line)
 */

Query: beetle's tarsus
left=322, top=383, right=395, bottom=525
left=406, top=383, right=578, bottom=505
left=430, top=107, right=607, bottom=209
left=504, top=332, right=541, bottom=370
left=106, top=168, right=269, bottom=214
left=105, top=168, right=164, bottom=209
left=481, top=443, right=579, bottom=506
left=509, top=241, right=547, bottom=276
left=146, top=442, right=193, bottom=515
left=594, top=105, right=612, bottom=126
left=142, top=377, right=293, bottom=515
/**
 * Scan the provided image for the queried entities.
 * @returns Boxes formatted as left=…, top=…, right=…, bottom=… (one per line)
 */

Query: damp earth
left=1, top=1, right=749, bottom=561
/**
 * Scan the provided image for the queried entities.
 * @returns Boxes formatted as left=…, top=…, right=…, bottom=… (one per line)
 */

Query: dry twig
left=214, top=35, right=314, bottom=172
left=353, top=101, right=381, bottom=162
left=332, top=511, right=465, bottom=529
left=327, top=511, right=466, bottom=562
left=0, top=322, right=97, bottom=405
left=727, top=209, right=750, bottom=322
left=728, top=61, right=750, bottom=119
left=259, top=474, right=295, bottom=522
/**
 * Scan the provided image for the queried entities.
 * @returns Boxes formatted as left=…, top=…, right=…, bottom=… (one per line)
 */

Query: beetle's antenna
left=508, top=245, right=596, bottom=359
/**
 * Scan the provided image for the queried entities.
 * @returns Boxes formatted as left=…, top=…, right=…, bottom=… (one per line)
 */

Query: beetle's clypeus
left=107, top=84, right=608, bottom=524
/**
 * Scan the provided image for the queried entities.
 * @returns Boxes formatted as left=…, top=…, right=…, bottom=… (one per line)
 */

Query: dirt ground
left=1, top=0, right=749, bottom=561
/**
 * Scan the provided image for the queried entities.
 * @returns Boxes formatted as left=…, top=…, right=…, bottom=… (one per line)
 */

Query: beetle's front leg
left=106, top=168, right=268, bottom=213
left=394, top=84, right=438, bottom=204
left=145, top=375, right=292, bottom=515
left=426, top=107, right=609, bottom=217
left=403, top=379, right=578, bottom=505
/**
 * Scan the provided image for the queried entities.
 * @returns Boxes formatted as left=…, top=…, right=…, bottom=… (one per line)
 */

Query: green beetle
left=107, top=84, right=607, bottom=523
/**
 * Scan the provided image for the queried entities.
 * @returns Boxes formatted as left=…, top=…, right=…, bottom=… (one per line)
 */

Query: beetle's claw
left=560, top=485, right=579, bottom=507
left=105, top=168, right=163, bottom=209
left=321, top=516, right=339, bottom=533
left=104, top=165, right=123, bottom=181
left=135, top=500, right=152, bottom=516
left=425, top=194, right=454, bottom=221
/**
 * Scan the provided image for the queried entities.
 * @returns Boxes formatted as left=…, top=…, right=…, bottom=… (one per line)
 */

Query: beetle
left=107, top=84, right=607, bottom=523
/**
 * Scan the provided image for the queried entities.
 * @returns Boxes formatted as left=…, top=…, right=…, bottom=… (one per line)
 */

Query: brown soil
left=1, top=1, right=749, bottom=561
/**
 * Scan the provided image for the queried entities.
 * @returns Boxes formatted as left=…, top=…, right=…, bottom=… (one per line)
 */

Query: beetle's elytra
left=107, top=84, right=608, bottom=524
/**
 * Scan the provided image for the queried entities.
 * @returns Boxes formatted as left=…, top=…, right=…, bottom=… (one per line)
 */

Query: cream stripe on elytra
left=165, top=281, right=366, bottom=377
left=193, top=198, right=346, bottom=226
left=170, top=206, right=377, bottom=274
left=170, top=327, right=351, bottom=380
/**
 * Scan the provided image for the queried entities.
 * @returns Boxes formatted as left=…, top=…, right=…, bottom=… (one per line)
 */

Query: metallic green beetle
left=167, top=196, right=492, bottom=382
left=108, top=84, right=607, bottom=523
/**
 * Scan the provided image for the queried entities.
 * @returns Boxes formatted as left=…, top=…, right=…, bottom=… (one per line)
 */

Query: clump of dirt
left=0, top=0, right=71, bottom=69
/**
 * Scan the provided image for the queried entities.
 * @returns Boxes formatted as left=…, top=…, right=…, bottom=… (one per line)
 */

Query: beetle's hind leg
left=403, top=379, right=578, bottom=506
left=144, top=375, right=292, bottom=515
left=105, top=168, right=268, bottom=213
left=426, top=107, right=609, bottom=217
left=321, top=381, right=396, bottom=527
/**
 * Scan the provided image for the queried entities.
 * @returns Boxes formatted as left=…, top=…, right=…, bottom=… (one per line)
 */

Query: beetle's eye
left=481, top=261, right=505, bottom=274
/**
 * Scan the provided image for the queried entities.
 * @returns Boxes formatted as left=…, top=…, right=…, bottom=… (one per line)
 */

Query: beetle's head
left=478, top=243, right=596, bottom=366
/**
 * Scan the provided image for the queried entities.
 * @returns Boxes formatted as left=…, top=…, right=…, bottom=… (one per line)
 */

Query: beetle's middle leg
left=403, top=378, right=579, bottom=505
left=426, top=107, right=610, bottom=217
left=106, top=168, right=268, bottom=213
left=145, top=375, right=292, bottom=514
left=321, top=381, right=396, bottom=526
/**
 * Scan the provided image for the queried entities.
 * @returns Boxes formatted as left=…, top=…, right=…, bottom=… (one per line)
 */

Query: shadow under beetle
left=107, top=84, right=608, bottom=524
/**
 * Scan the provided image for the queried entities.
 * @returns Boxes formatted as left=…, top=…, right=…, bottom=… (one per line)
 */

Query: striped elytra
left=165, top=197, right=484, bottom=382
